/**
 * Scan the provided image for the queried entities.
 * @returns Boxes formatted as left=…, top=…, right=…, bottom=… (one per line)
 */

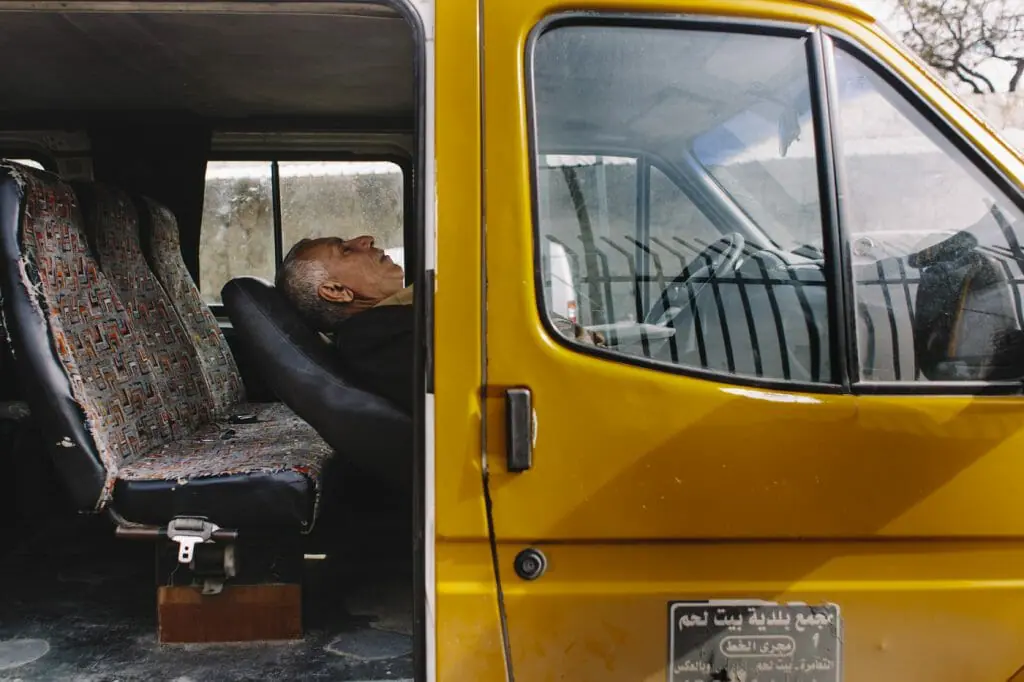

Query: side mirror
left=545, top=240, right=578, bottom=324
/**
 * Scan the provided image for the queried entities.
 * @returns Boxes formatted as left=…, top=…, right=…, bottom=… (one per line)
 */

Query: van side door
left=482, top=1, right=1024, bottom=680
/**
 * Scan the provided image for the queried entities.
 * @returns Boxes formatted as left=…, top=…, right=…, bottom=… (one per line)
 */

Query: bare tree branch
left=953, top=65, right=985, bottom=92
left=896, top=0, right=1024, bottom=92
left=959, top=62, right=998, bottom=91
left=1010, top=58, right=1024, bottom=91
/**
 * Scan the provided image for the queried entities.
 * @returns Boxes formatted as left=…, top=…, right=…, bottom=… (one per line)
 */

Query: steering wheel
left=644, top=233, right=746, bottom=325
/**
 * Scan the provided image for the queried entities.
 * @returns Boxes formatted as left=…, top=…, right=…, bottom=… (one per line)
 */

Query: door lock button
left=513, top=548, right=547, bottom=581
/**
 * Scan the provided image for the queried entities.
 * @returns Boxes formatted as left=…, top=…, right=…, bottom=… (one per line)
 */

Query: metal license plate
left=668, top=601, right=841, bottom=682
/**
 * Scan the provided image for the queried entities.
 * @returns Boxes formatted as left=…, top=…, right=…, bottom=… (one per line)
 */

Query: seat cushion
left=224, top=401, right=296, bottom=424
left=113, top=413, right=334, bottom=531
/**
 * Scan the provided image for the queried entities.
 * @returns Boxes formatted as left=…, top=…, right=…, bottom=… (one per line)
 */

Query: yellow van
left=0, top=0, right=1023, bottom=680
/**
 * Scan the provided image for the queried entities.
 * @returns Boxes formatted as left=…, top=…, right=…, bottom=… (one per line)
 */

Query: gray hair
left=276, top=239, right=351, bottom=331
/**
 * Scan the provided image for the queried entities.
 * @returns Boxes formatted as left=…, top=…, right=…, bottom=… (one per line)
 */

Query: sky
left=855, top=0, right=894, bottom=20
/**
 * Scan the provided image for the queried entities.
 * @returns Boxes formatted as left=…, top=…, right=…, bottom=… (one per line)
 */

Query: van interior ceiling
left=0, top=5, right=420, bottom=681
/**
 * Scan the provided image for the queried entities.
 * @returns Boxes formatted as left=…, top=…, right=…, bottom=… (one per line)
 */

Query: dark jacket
left=330, top=304, right=602, bottom=416
left=332, top=305, right=414, bottom=415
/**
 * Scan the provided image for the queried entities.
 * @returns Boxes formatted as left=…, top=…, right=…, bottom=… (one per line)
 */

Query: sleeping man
left=276, top=235, right=603, bottom=415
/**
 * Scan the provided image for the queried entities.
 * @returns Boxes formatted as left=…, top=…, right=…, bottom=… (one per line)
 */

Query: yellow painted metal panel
left=434, top=1, right=505, bottom=679
left=482, top=0, right=1024, bottom=540
left=478, top=0, right=1024, bottom=678
left=437, top=543, right=508, bottom=681
left=498, top=542, right=1024, bottom=681
left=434, top=0, right=487, bottom=542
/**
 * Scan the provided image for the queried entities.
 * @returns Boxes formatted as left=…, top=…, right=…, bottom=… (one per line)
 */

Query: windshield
left=691, top=81, right=820, bottom=253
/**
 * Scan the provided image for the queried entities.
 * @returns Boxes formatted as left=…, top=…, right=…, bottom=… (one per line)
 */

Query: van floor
left=0, top=503, right=414, bottom=681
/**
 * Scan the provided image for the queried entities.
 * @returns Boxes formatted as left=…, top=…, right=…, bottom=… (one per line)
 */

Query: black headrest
left=221, top=276, right=412, bottom=491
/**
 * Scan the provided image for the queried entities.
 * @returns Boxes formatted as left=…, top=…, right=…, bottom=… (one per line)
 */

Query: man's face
left=298, top=235, right=405, bottom=309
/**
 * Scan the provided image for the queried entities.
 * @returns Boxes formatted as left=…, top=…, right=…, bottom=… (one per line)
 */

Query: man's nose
left=349, top=235, right=375, bottom=251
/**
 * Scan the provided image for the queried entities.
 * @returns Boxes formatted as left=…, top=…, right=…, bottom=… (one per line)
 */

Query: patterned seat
left=0, top=163, right=334, bottom=531
left=136, top=194, right=287, bottom=423
left=76, top=184, right=213, bottom=436
left=114, top=414, right=333, bottom=529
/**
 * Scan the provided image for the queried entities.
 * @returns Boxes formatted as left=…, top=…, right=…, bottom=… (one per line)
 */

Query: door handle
left=505, top=387, right=533, bottom=472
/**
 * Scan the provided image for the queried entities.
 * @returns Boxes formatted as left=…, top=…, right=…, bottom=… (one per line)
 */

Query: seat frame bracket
left=168, top=516, right=221, bottom=564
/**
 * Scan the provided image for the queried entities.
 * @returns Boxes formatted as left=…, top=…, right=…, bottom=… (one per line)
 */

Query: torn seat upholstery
left=0, top=163, right=334, bottom=531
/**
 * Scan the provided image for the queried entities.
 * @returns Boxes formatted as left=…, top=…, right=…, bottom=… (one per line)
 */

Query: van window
left=531, top=25, right=833, bottom=384
left=200, top=160, right=405, bottom=303
left=693, top=93, right=820, bottom=252
left=200, top=161, right=275, bottom=300
left=279, top=161, right=405, bottom=270
left=833, top=47, right=1024, bottom=383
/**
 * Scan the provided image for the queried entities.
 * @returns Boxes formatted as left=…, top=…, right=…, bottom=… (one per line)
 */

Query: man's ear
left=318, top=280, right=354, bottom=304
